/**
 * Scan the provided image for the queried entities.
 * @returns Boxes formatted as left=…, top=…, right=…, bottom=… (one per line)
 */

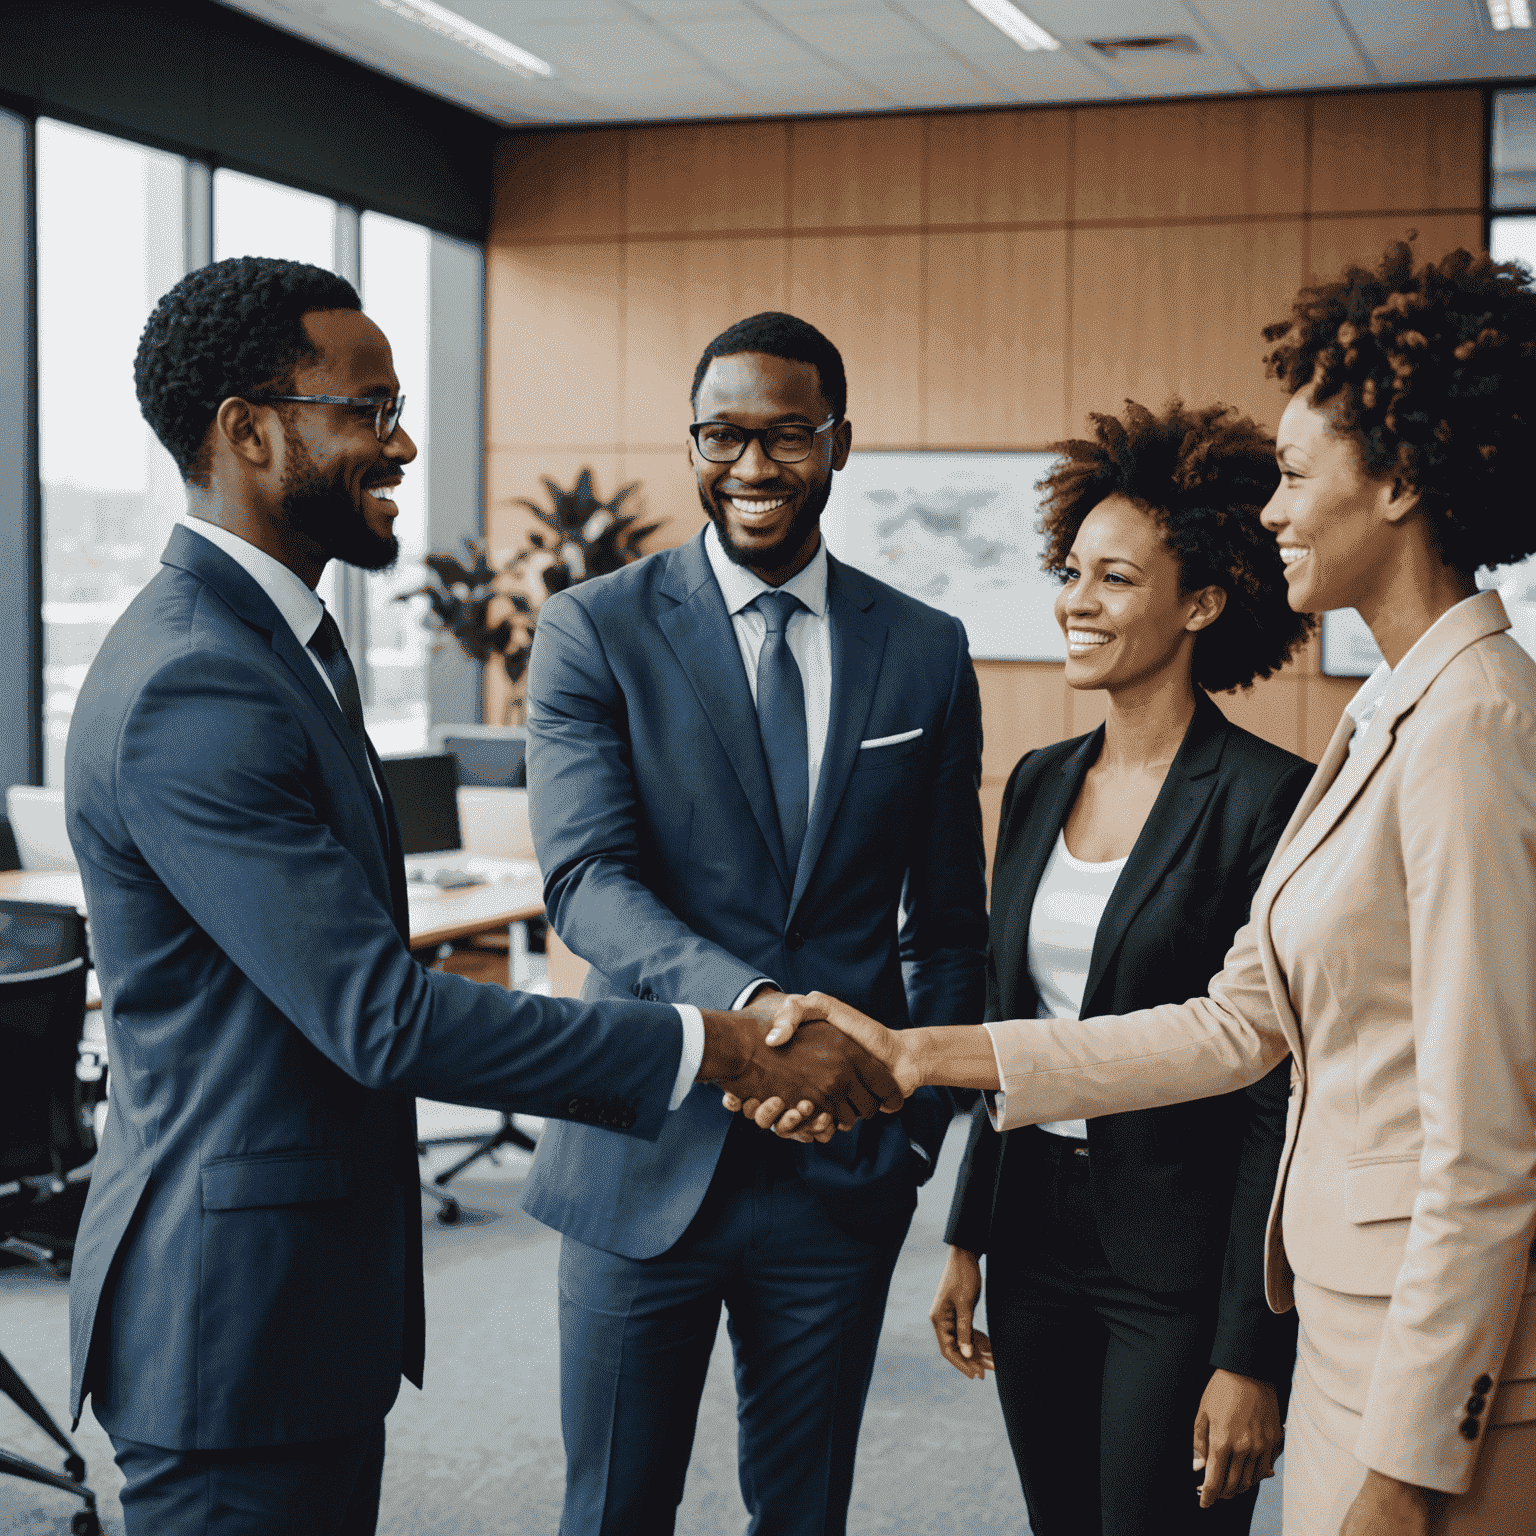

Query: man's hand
left=1192, top=1369, right=1283, bottom=1508
left=696, top=1007, right=903, bottom=1131
left=1338, top=1470, right=1439, bottom=1536
left=930, top=1246, right=993, bottom=1380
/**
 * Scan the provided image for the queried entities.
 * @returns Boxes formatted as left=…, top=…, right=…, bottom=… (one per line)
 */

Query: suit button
left=1474, top=1374, right=1493, bottom=1395
left=1467, top=1395, right=1487, bottom=1415
left=785, top=931, right=804, bottom=952
left=1459, top=1417, right=1480, bottom=1440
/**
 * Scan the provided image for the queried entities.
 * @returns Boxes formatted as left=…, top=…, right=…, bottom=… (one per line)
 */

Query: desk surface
left=0, top=865, right=545, bottom=950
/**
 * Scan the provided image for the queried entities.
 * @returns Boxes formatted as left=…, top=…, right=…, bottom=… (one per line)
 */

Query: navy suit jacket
left=945, top=694, right=1310, bottom=1384
left=521, top=530, right=989, bottom=1258
left=64, top=525, right=687, bottom=1449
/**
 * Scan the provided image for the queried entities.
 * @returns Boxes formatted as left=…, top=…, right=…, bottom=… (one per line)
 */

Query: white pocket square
left=859, top=728, right=923, bottom=750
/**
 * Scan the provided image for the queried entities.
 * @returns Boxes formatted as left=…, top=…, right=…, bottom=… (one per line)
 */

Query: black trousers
left=986, top=1128, right=1268, bottom=1536
left=110, top=1421, right=385, bottom=1536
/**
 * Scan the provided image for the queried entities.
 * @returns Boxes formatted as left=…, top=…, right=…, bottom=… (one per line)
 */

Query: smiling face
left=689, top=351, right=851, bottom=585
left=1054, top=494, right=1226, bottom=695
left=1261, top=388, right=1409, bottom=615
left=271, top=309, right=416, bottom=572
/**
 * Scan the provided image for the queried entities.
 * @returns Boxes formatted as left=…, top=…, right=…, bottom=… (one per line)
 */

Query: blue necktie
left=752, top=590, right=809, bottom=875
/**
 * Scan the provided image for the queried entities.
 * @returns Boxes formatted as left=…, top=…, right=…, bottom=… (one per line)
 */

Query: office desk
left=0, top=865, right=546, bottom=953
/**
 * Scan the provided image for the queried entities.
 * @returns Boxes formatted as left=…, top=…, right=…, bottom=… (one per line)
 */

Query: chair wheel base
left=72, top=1512, right=100, bottom=1535
left=436, top=1199, right=461, bottom=1225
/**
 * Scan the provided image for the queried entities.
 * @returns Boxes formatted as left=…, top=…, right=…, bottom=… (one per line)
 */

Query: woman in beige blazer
left=735, top=245, right=1536, bottom=1536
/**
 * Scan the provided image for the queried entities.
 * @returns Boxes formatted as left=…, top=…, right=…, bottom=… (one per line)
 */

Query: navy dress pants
left=986, top=1128, right=1284, bottom=1536
left=555, top=1119, right=911, bottom=1536
left=110, top=1421, right=385, bottom=1536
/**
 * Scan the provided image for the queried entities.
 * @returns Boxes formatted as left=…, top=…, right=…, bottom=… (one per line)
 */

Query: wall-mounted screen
left=822, top=451, right=1063, bottom=662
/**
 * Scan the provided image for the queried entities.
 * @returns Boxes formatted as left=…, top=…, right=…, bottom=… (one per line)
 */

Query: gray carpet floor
left=2, top=1113, right=1284, bottom=1534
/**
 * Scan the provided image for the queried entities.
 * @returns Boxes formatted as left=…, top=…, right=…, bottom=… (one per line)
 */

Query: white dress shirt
left=182, top=518, right=704, bottom=1110
left=703, top=522, right=834, bottom=1013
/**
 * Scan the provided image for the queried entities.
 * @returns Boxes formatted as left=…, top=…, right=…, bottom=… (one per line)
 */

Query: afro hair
left=1263, top=242, right=1536, bottom=575
left=134, top=255, right=360, bottom=485
left=1038, top=399, right=1315, bottom=694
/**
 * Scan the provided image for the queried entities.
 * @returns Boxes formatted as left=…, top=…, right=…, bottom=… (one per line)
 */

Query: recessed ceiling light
left=965, top=0, right=1060, bottom=52
left=1488, top=0, right=1533, bottom=29
left=374, top=0, right=556, bottom=78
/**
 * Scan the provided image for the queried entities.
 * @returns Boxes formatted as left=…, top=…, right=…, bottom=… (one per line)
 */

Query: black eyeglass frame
left=687, top=414, right=839, bottom=464
left=248, top=393, right=406, bottom=442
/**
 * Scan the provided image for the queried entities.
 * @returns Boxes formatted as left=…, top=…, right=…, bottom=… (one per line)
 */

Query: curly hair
left=691, top=311, right=847, bottom=421
left=134, top=256, right=361, bottom=486
left=1263, top=242, right=1536, bottom=575
left=1038, top=400, right=1314, bottom=694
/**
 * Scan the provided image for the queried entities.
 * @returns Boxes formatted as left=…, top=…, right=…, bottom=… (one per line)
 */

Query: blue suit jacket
left=64, top=525, right=686, bottom=1449
left=521, top=531, right=989, bottom=1257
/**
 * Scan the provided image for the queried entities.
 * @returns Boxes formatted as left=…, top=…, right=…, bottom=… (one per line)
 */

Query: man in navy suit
left=65, top=263, right=898, bottom=1535
left=523, top=312, right=989, bottom=1534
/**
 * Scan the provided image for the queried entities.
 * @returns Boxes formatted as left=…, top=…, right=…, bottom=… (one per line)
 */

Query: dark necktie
left=752, top=590, right=809, bottom=875
left=307, top=608, right=369, bottom=745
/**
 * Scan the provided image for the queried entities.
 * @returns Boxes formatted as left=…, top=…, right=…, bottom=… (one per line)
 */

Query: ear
left=1381, top=476, right=1422, bottom=525
left=831, top=418, right=852, bottom=472
left=1185, top=585, right=1228, bottom=632
left=215, top=397, right=277, bottom=471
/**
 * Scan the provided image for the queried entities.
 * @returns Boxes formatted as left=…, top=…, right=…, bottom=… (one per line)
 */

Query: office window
left=213, top=168, right=336, bottom=269
left=35, top=119, right=186, bottom=785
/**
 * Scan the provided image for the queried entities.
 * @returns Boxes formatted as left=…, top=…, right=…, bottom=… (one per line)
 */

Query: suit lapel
left=789, top=557, right=886, bottom=916
left=1079, top=696, right=1226, bottom=1014
left=656, top=535, right=793, bottom=895
left=995, top=733, right=1099, bottom=1004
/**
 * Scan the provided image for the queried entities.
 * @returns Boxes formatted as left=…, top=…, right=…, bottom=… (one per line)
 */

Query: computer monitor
left=442, top=733, right=526, bottom=789
left=377, top=754, right=462, bottom=855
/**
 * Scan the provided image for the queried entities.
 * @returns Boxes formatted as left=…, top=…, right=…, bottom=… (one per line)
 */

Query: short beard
left=279, top=428, right=398, bottom=573
left=700, top=469, right=833, bottom=574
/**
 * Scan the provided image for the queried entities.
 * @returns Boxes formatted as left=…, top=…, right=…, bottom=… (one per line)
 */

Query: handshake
left=694, top=990, right=923, bottom=1142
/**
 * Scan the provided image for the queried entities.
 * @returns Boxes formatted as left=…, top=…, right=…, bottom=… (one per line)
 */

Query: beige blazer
left=987, top=590, right=1536, bottom=1494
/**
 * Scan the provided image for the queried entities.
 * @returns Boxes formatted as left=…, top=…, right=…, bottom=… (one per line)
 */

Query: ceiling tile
left=1189, top=0, right=1373, bottom=89
left=680, top=12, right=826, bottom=68
left=1337, top=0, right=1536, bottom=83
left=780, top=5, right=937, bottom=61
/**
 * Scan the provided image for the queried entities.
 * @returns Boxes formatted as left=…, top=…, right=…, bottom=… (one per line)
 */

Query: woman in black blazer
left=933, top=401, right=1315, bottom=1535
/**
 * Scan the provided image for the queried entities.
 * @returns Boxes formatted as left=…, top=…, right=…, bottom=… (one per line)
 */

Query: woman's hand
left=1192, top=1369, right=1284, bottom=1508
left=930, top=1246, right=993, bottom=1380
left=719, top=991, right=920, bottom=1137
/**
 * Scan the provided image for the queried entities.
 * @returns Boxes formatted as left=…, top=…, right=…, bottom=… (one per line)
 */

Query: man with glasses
left=63, top=264, right=898, bottom=1535
left=522, top=312, right=989, bottom=1534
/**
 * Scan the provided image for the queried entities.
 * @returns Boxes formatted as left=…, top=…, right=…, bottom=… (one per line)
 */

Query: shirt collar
left=181, top=516, right=327, bottom=648
left=704, top=521, right=828, bottom=619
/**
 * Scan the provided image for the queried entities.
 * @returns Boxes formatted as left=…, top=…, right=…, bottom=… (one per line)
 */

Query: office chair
left=1, top=899, right=102, bottom=1533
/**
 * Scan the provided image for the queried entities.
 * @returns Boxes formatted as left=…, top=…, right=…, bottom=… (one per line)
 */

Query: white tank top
left=1025, top=829, right=1128, bottom=1139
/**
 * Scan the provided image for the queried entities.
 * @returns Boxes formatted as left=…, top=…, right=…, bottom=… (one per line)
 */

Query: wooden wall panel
left=485, top=243, right=624, bottom=449
left=626, top=121, right=789, bottom=236
left=1072, top=98, right=1307, bottom=222
left=1068, top=220, right=1304, bottom=430
left=1306, top=213, right=1486, bottom=284
left=618, top=447, right=707, bottom=550
left=485, top=448, right=626, bottom=563
left=492, top=131, right=626, bottom=244
left=788, top=115, right=925, bottom=229
left=975, top=662, right=1070, bottom=780
left=787, top=234, right=924, bottom=444
left=622, top=236, right=790, bottom=446
left=1211, top=674, right=1304, bottom=757
left=925, top=107, right=1073, bottom=227
left=1310, top=90, right=1484, bottom=214
left=923, top=229, right=1070, bottom=446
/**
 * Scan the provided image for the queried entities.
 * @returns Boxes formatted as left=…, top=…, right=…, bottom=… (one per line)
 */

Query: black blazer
left=945, top=693, right=1311, bottom=1384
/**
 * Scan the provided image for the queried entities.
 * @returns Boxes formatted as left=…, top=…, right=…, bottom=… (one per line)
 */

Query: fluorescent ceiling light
left=1488, top=0, right=1533, bottom=29
left=374, top=0, right=556, bottom=77
left=965, top=0, right=1060, bottom=52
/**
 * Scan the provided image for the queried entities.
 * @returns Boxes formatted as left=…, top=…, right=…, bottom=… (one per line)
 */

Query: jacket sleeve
left=897, top=616, right=990, bottom=1169
left=111, top=649, right=684, bottom=1138
left=1353, top=696, right=1536, bottom=1493
left=526, top=592, right=766, bottom=1011
left=1210, top=761, right=1311, bottom=1382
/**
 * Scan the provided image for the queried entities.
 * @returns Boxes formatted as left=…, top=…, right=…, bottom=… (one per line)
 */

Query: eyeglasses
left=688, top=415, right=838, bottom=465
left=249, top=394, right=406, bottom=442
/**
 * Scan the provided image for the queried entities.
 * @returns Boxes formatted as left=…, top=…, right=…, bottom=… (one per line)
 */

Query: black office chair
left=1, top=899, right=102, bottom=1533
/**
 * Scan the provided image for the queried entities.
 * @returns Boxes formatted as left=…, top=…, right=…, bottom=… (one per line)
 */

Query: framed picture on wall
left=1321, top=553, right=1536, bottom=675
left=821, top=450, right=1064, bottom=661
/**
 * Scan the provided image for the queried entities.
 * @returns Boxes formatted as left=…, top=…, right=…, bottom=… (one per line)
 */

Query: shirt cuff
left=982, top=1022, right=1008, bottom=1130
left=731, top=978, right=779, bottom=1012
left=670, top=1004, right=706, bottom=1111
